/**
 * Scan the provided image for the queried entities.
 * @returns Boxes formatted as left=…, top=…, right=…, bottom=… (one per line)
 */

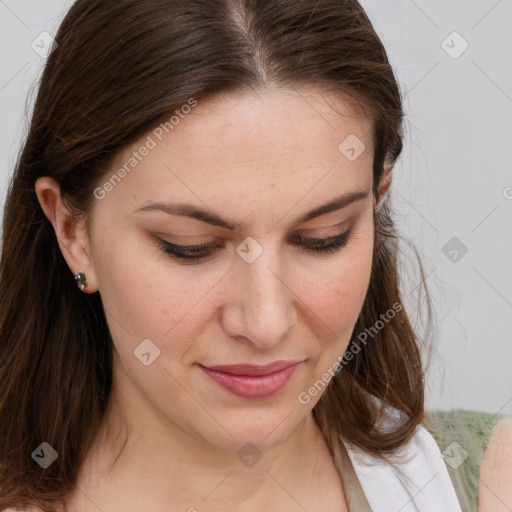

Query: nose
left=221, top=243, right=297, bottom=349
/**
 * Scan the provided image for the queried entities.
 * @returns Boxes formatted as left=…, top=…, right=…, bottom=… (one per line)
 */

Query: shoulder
left=479, top=417, right=512, bottom=511
left=424, top=408, right=512, bottom=512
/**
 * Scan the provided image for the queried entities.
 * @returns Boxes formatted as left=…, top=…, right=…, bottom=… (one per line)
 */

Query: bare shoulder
left=479, top=417, right=512, bottom=512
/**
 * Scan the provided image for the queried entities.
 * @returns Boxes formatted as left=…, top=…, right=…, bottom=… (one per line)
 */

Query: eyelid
left=155, top=220, right=351, bottom=241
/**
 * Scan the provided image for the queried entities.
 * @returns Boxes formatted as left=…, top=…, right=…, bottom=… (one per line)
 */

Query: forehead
left=97, top=86, right=375, bottom=222
left=158, top=86, right=373, bottom=165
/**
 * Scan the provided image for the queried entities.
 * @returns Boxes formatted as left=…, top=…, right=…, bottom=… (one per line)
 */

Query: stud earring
left=74, top=272, right=87, bottom=291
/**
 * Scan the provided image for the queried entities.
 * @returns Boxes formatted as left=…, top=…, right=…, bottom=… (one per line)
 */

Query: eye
left=157, top=239, right=220, bottom=263
left=157, top=229, right=352, bottom=263
left=291, top=229, right=352, bottom=255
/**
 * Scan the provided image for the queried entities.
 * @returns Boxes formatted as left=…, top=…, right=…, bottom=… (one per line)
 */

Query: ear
left=35, top=176, right=98, bottom=293
left=374, top=167, right=393, bottom=213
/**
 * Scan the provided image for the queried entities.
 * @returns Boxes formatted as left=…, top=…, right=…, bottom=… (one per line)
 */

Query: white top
left=343, top=400, right=462, bottom=511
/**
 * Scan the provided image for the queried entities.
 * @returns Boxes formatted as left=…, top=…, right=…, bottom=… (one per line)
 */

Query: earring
left=74, top=272, right=87, bottom=291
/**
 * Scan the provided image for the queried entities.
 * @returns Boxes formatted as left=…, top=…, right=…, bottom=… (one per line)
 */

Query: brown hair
left=0, top=0, right=434, bottom=510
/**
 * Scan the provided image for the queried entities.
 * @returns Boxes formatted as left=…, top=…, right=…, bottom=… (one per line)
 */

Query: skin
left=479, top=419, right=512, bottom=511
left=35, top=85, right=392, bottom=512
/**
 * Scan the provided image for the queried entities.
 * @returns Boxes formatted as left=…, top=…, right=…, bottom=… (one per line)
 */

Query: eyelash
left=157, top=229, right=352, bottom=262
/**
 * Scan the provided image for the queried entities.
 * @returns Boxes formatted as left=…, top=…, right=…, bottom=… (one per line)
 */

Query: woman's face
left=85, top=86, right=384, bottom=452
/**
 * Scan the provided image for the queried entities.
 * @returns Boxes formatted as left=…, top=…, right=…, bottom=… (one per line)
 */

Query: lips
left=202, top=360, right=302, bottom=376
left=198, top=360, right=303, bottom=399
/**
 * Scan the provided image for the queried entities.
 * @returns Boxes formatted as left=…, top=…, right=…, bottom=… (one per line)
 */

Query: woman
left=2, top=0, right=503, bottom=510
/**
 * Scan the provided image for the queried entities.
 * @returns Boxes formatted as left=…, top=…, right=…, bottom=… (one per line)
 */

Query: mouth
left=197, top=360, right=303, bottom=400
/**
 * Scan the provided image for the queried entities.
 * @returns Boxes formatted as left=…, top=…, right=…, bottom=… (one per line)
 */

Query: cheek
left=93, top=231, right=218, bottom=360
left=299, top=228, right=374, bottom=337
left=296, top=231, right=374, bottom=383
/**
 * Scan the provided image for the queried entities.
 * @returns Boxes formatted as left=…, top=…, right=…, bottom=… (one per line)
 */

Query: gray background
left=1, top=1, right=511, bottom=416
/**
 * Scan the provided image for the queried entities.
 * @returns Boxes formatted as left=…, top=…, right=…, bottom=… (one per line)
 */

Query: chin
left=191, top=406, right=309, bottom=454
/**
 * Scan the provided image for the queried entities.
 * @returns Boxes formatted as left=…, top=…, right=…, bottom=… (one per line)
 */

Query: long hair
left=0, top=1, right=433, bottom=510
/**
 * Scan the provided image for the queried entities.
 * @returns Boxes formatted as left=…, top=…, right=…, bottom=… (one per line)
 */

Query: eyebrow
left=133, top=189, right=370, bottom=232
